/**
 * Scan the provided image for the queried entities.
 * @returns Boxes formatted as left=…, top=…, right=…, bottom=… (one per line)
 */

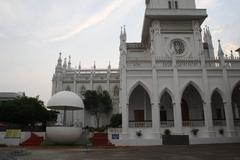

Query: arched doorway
left=232, top=82, right=240, bottom=126
left=181, top=84, right=205, bottom=127
left=160, top=91, right=174, bottom=127
left=181, top=99, right=189, bottom=121
left=129, top=85, right=152, bottom=128
left=211, top=90, right=226, bottom=126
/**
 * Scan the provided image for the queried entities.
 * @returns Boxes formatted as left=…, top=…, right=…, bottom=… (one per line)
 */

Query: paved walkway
left=4, top=144, right=240, bottom=160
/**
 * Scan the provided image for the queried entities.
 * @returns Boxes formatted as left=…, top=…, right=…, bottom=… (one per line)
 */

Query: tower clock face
left=170, top=39, right=185, bottom=55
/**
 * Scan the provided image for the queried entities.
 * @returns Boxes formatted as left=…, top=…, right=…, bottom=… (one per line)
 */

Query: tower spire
left=203, top=26, right=214, bottom=59
left=57, top=52, right=62, bottom=66
left=120, top=25, right=127, bottom=44
left=55, top=52, right=63, bottom=73
left=93, top=61, right=96, bottom=70
left=68, top=55, right=71, bottom=70
left=63, top=57, right=67, bottom=70
left=218, top=40, right=224, bottom=58
left=78, top=61, right=81, bottom=70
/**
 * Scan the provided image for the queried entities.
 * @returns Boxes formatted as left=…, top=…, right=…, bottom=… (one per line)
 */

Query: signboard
left=112, top=134, right=119, bottom=140
left=5, top=129, right=21, bottom=139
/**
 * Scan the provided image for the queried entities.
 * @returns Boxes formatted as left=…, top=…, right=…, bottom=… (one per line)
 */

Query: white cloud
left=224, top=42, right=239, bottom=55
left=49, top=0, right=127, bottom=42
left=0, top=33, right=5, bottom=38
left=196, top=0, right=219, bottom=8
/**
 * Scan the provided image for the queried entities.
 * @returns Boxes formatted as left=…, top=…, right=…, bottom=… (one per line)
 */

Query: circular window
left=170, top=39, right=185, bottom=55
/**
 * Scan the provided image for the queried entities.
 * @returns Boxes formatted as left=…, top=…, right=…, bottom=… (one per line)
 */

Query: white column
left=152, top=65, right=160, bottom=138
left=90, top=72, right=93, bottom=90
left=150, top=20, right=161, bottom=138
left=221, top=58, right=235, bottom=136
left=201, top=54, right=214, bottom=137
left=172, top=55, right=183, bottom=134
left=121, top=64, right=128, bottom=139
left=73, top=72, right=77, bottom=93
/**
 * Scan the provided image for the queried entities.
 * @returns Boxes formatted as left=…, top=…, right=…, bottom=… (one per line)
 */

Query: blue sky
left=0, top=0, right=239, bottom=103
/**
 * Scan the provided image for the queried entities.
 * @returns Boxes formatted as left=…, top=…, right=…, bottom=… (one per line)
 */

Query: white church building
left=52, top=0, right=240, bottom=145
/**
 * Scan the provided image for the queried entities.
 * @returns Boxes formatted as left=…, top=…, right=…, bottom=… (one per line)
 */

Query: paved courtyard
left=1, top=144, right=240, bottom=160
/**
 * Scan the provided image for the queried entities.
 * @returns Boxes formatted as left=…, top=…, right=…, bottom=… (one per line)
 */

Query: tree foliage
left=83, top=90, right=113, bottom=128
left=0, top=96, right=57, bottom=129
left=110, top=114, right=122, bottom=128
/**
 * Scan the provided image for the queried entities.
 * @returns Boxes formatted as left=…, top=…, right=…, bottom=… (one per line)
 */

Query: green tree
left=110, top=114, right=122, bottom=128
left=83, top=90, right=113, bottom=128
left=0, top=96, right=57, bottom=130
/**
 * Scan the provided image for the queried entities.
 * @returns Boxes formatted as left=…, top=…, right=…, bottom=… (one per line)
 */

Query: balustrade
left=182, top=120, right=205, bottom=127
left=160, top=121, right=174, bottom=128
left=129, top=120, right=152, bottom=128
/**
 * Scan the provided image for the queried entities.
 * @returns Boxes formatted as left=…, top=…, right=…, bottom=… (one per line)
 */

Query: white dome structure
left=47, top=91, right=84, bottom=110
left=46, top=91, right=84, bottom=145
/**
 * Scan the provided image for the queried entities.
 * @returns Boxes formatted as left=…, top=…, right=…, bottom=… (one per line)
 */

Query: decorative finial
left=218, top=40, right=224, bottom=58
left=231, top=50, right=234, bottom=59
left=94, top=61, right=96, bottom=70
left=78, top=61, right=81, bottom=70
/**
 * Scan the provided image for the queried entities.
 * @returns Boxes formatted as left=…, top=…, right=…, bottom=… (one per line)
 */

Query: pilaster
left=172, top=55, right=183, bottom=134
left=201, top=46, right=214, bottom=137
left=150, top=20, right=161, bottom=138
left=222, top=63, right=235, bottom=137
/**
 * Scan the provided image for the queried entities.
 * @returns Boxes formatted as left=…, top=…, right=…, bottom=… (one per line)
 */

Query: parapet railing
left=160, top=120, right=174, bottom=128
left=129, top=120, right=152, bottom=128
left=213, top=120, right=226, bottom=126
left=182, top=120, right=205, bottom=127
left=156, top=56, right=240, bottom=69
left=234, top=119, right=240, bottom=127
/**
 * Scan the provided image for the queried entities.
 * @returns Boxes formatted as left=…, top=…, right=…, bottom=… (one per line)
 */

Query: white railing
left=182, top=120, right=205, bottom=127
left=129, top=121, right=152, bottom=128
left=205, top=59, right=221, bottom=68
left=160, top=121, right=174, bottom=128
left=234, top=120, right=240, bottom=127
left=213, top=120, right=226, bottom=126
left=176, top=59, right=201, bottom=68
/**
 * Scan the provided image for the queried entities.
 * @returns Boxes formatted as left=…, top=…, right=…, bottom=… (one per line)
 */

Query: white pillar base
left=152, top=132, right=161, bottom=139
left=226, top=130, right=237, bottom=137
left=121, top=132, right=129, bottom=140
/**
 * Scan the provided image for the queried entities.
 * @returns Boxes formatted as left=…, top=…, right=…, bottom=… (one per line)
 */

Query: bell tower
left=146, top=0, right=196, bottom=9
left=143, top=0, right=207, bottom=58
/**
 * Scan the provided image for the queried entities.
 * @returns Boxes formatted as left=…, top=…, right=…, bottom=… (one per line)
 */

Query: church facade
left=52, top=0, right=240, bottom=145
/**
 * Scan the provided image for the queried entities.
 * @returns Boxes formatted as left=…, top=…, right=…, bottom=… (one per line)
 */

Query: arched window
left=232, top=82, right=240, bottom=121
left=181, top=84, right=205, bottom=126
left=114, top=86, right=119, bottom=97
left=211, top=90, right=226, bottom=126
left=129, top=85, right=152, bottom=128
left=160, top=91, right=174, bottom=127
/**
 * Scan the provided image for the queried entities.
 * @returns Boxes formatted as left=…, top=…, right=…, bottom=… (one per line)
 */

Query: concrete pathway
left=5, top=144, right=240, bottom=160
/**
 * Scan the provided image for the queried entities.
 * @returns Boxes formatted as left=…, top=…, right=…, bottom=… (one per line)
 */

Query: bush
left=136, top=130, right=142, bottom=137
left=110, top=114, right=122, bottom=128
left=84, top=126, right=95, bottom=132
left=94, top=126, right=106, bottom=132
left=219, top=129, right=224, bottom=135
left=164, top=129, right=171, bottom=136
